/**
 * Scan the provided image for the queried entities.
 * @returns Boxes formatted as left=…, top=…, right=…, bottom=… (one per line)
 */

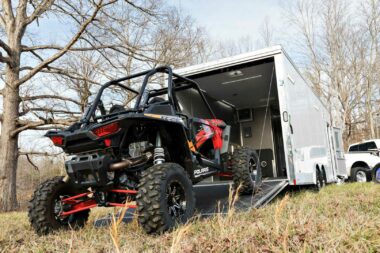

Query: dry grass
left=1, top=183, right=380, bottom=252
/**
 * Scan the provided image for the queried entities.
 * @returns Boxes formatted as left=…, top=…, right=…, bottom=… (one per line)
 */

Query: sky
left=3, top=0, right=291, bottom=152
left=168, top=0, right=285, bottom=41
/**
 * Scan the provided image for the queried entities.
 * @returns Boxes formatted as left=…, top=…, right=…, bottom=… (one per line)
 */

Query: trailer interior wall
left=185, top=58, right=287, bottom=179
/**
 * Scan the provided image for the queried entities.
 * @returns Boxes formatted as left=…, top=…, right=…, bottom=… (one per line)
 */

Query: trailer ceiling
left=188, top=60, right=277, bottom=109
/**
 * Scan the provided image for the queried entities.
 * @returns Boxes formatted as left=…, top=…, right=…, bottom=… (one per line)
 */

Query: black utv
left=28, top=66, right=262, bottom=235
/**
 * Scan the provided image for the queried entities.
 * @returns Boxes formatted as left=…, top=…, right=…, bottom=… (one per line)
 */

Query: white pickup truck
left=345, top=139, right=380, bottom=182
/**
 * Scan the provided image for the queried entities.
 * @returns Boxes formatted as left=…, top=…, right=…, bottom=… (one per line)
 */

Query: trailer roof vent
left=227, top=70, right=243, bottom=77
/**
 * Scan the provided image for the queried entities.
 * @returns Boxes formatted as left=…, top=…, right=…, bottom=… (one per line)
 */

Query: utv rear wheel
left=231, top=147, right=262, bottom=194
left=136, top=163, right=195, bottom=234
left=28, top=176, right=90, bottom=235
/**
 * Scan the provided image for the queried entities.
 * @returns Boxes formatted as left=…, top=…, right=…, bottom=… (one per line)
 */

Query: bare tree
left=257, top=16, right=276, bottom=48
left=0, top=0, right=207, bottom=211
left=284, top=0, right=380, bottom=147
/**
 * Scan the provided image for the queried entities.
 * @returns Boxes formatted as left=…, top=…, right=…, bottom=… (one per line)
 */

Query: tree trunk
left=0, top=67, right=21, bottom=211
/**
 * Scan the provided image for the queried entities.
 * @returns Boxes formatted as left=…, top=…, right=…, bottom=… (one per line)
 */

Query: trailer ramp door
left=94, top=179, right=288, bottom=227
left=194, top=178, right=288, bottom=215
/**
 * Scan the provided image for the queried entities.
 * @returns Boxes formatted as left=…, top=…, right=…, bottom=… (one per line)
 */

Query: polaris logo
left=194, top=167, right=209, bottom=177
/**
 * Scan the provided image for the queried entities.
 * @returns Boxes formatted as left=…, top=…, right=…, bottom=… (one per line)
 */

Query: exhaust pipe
left=109, top=152, right=152, bottom=171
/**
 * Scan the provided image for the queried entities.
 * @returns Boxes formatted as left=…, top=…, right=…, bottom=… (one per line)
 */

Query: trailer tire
left=231, top=147, right=262, bottom=194
left=321, top=167, right=327, bottom=187
left=136, top=163, right=195, bottom=234
left=352, top=167, right=369, bottom=182
left=313, top=169, right=324, bottom=192
left=28, top=176, right=90, bottom=235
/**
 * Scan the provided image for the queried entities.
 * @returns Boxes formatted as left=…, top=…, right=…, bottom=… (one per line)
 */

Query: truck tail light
left=50, top=136, right=64, bottom=146
left=92, top=122, right=120, bottom=137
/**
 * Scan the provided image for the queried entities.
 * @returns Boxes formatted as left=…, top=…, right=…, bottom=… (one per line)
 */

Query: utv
left=28, top=66, right=262, bottom=235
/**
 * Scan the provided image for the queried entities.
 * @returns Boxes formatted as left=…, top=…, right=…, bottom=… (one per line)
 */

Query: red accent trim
left=61, top=192, right=91, bottom=203
left=61, top=199, right=97, bottom=216
left=194, top=119, right=226, bottom=150
left=108, top=203, right=137, bottom=208
left=293, top=179, right=296, bottom=185
left=60, top=189, right=138, bottom=216
left=218, top=172, right=233, bottom=177
left=109, top=189, right=137, bottom=194
left=207, top=119, right=225, bottom=150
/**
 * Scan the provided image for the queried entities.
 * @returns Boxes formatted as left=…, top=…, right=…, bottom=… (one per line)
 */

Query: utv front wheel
left=231, top=147, right=262, bottom=194
left=136, top=163, right=195, bottom=234
left=28, top=176, right=90, bottom=235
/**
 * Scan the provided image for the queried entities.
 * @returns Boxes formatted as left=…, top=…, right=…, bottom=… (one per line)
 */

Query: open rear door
left=332, top=127, right=347, bottom=178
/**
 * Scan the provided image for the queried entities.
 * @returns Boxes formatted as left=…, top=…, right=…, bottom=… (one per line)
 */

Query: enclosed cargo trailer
left=176, top=46, right=347, bottom=188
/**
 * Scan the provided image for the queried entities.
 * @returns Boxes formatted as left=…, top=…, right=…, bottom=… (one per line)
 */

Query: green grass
left=1, top=183, right=380, bottom=252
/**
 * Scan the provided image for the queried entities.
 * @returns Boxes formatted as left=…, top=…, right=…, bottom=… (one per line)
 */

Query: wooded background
left=0, top=0, right=379, bottom=211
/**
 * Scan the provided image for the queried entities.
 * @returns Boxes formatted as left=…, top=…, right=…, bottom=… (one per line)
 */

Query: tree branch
left=0, top=39, right=11, bottom=55
left=21, top=44, right=122, bottom=52
left=19, top=151, right=64, bottom=156
left=25, top=0, right=54, bottom=25
left=13, top=118, right=78, bottom=136
left=16, top=0, right=105, bottom=86
left=124, top=0, right=157, bottom=16
left=22, top=153, right=39, bottom=171
left=22, top=107, right=81, bottom=115
left=2, top=0, right=15, bottom=22
left=0, top=51, right=11, bottom=64
left=22, top=94, right=81, bottom=105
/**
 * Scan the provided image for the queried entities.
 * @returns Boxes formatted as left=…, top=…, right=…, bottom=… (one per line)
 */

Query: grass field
left=1, top=183, right=380, bottom=252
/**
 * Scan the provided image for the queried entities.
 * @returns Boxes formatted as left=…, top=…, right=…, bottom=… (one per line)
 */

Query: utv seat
left=109, top=104, right=126, bottom=114
left=148, top=97, right=166, bottom=104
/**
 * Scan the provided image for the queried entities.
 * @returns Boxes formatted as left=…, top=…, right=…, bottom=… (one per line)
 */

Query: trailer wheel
left=231, top=147, right=262, bottom=194
left=352, top=167, right=369, bottom=182
left=313, top=169, right=324, bottom=192
left=136, top=163, right=195, bottom=234
left=321, top=167, right=327, bottom=187
left=28, top=176, right=90, bottom=235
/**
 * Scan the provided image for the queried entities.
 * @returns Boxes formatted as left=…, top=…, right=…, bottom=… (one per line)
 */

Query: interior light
left=221, top=75, right=262, bottom=85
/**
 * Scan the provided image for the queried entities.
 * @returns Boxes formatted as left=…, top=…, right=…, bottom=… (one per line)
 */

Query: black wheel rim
left=53, top=194, right=74, bottom=224
left=166, top=181, right=186, bottom=220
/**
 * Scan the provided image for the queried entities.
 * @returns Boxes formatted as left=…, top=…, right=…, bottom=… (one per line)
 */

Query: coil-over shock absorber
left=154, top=132, right=165, bottom=164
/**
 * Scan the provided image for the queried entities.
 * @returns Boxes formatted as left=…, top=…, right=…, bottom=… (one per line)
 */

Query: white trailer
left=176, top=46, right=347, bottom=190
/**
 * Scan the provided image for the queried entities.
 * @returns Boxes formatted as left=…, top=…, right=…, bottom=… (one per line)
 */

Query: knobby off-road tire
left=136, top=163, right=195, bottom=234
left=28, top=176, right=90, bottom=235
left=231, top=147, right=262, bottom=194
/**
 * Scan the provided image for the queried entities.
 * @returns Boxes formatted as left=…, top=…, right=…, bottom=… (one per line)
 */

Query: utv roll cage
left=82, top=66, right=216, bottom=125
